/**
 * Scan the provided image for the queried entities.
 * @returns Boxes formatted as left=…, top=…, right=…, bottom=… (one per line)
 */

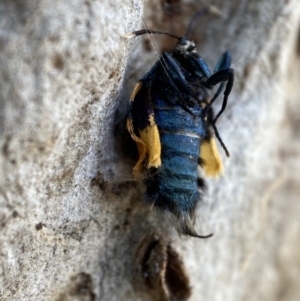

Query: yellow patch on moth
left=200, top=138, right=224, bottom=177
left=126, top=118, right=147, bottom=177
left=130, top=81, right=143, bottom=102
left=127, top=82, right=161, bottom=176
left=138, top=114, right=161, bottom=170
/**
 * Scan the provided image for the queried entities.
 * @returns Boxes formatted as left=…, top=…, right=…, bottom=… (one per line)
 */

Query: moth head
left=176, top=38, right=197, bottom=54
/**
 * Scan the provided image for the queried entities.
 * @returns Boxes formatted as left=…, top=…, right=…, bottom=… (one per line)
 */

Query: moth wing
left=127, top=74, right=161, bottom=177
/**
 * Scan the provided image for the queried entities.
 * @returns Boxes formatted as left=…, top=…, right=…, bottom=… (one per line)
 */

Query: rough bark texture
left=1, top=0, right=300, bottom=301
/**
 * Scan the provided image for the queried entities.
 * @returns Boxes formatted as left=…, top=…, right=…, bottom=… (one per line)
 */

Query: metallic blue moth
left=126, top=8, right=234, bottom=238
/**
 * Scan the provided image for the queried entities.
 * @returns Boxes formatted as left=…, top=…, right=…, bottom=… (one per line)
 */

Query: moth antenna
left=185, top=5, right=222, bottom=38
left=124, top=29, right=181, bottom=41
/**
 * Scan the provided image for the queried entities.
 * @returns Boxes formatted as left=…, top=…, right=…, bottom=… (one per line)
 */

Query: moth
left=126, top=7, right=234, bottom=238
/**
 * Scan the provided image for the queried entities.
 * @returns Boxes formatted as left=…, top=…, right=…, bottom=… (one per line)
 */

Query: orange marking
left=138, top=114, right=161, bottom=169
left=200, top=138, right=224, bottom=177
left=130, top=82, right=143, bottom=102
left=127, top=82, right=162, bottom=177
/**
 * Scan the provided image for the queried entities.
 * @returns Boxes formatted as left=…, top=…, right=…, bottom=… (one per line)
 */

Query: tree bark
left=1, top=0, right=300, bottom=300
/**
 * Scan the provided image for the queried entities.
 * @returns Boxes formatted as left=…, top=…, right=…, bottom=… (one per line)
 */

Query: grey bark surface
left=1, top=0, right=300, bottom=301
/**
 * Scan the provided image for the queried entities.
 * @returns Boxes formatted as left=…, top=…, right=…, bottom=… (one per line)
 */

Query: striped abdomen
left=145, top=101, right=207, bottom=218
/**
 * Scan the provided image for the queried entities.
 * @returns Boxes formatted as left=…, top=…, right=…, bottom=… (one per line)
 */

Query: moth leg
left=207, top=68, right=234, bottom=124
left=206, top=51, right=234, bottom=124
left=209, top=82, right=225, bottom=105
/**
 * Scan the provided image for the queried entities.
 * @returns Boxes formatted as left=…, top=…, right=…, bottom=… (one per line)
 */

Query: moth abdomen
left=145, top=126, right=205, bottom=236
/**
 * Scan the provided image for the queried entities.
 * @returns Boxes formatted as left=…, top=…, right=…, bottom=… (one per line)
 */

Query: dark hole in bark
left=165, top=245, right=191, bottom=301
left=135, top=233, right=191, bottom=301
